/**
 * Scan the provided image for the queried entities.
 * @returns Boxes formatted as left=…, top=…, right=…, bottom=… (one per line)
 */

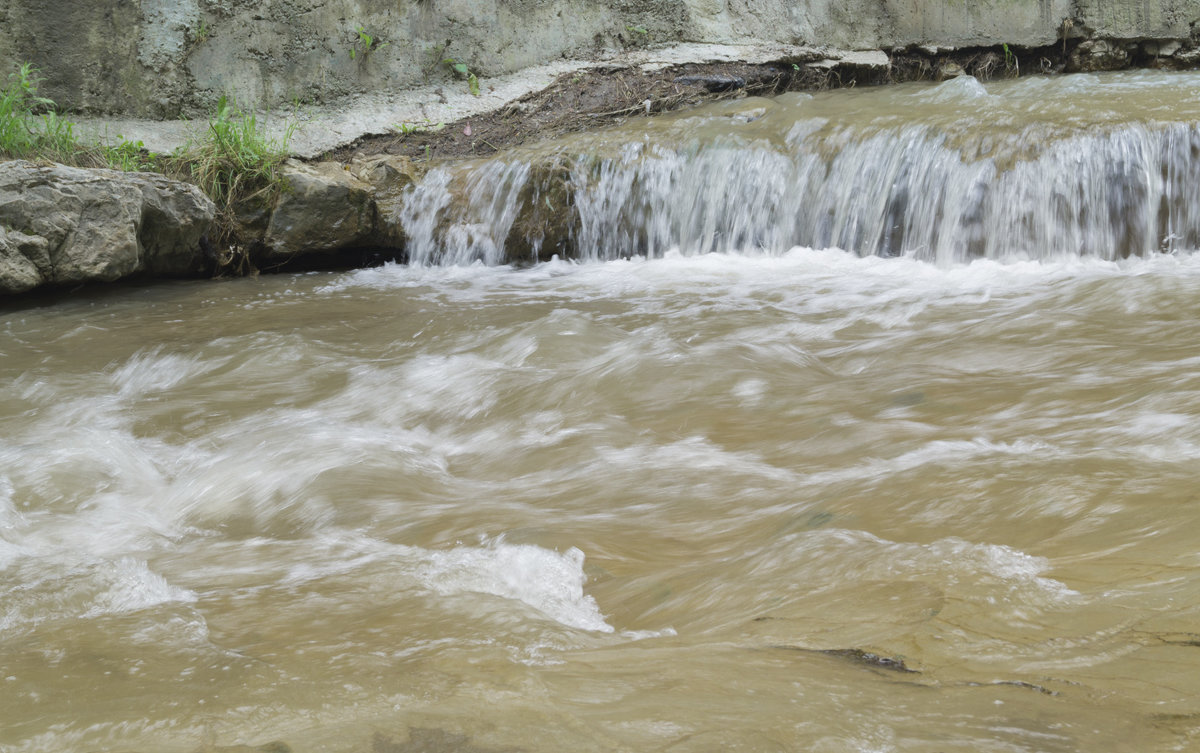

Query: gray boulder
left=0, top=160, right=215, bottom=294
left=260, top=160, right=377, bottom=262
left=350, top=155, right=424, bottom=248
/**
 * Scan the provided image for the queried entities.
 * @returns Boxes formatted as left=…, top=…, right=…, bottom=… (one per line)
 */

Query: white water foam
left=0, top=556, right=197, bottom=633
left=319, top=246, right=1200, bottom=323
left=417, top=541, right=614, bottom=633
left=916, top=75, right=991, bottom=103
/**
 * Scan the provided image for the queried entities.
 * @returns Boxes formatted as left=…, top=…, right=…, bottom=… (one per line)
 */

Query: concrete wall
left=1, top=0, right=1199, bottom=117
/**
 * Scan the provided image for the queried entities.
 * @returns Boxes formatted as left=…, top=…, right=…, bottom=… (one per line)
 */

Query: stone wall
left=2, top=0, right=1198, bottom=118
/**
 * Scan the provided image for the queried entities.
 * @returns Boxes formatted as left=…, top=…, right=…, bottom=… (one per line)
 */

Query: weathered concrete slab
left=8, top=0, right=1200, bottom=125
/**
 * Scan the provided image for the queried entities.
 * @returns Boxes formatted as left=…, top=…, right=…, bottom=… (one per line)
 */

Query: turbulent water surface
left=6, top=71, right=1200, bottom=752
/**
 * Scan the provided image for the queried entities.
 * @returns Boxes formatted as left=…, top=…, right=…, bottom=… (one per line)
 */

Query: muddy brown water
left=6, top=72, right=1200, bottom=752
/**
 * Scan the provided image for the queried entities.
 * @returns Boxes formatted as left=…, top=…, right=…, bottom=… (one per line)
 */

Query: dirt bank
left=328, top=39, right=1198, bottom=163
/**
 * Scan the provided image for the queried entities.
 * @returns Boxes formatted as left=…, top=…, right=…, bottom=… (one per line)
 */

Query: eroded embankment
left=328, top=39, right=1196, bottom=162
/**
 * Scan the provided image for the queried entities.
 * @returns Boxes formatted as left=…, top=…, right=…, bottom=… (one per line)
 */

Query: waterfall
left=395, top=78, right=1200, bottom=265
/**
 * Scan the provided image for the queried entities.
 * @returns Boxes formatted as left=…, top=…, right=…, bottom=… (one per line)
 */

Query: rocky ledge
left=0, top=155, right=428, bottom=296
left=7, top=31, right=1200, bottom=298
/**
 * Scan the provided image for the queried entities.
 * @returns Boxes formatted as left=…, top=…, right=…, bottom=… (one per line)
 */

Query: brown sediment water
left=4, top=71, right=1200, bottom=752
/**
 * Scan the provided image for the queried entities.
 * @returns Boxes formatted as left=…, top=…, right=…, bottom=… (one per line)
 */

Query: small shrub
left=350, top=26, right=389, bottom=60
left=0, top=63, right=62, bottom=159
left=442, top=57, right=480, bottom=96
left=161, top=95, right=295, bottom=264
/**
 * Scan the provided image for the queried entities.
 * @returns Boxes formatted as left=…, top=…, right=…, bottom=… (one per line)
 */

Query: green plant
left=1, top=64, right=164, bottom=170
left=102, top=137, right=156, bottom=171
left=158, top=95, right=297, bottom=273
left=195, top=19, right=211, bottom=45
left=170, top=95, right=293, bottom=233
left=1002, top=43, right=1019, bottom=76
left=350, top=26, right=389, bottom=60
left=2, top=63, right=309, bottom=275
left=0, top=63, right=57, bottom=158
left=35, top=110, right=78, bottom=156
left=442, top=57, right=480, bottom=96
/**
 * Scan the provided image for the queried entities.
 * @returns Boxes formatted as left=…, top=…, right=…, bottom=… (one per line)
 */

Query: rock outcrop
left=247, top=156, right=421, bottom=267
left=0, top=161, right=215, bottom=294
left=0, top=154, right=430, bottom=295
left=261, top=160, right=377, bottom=263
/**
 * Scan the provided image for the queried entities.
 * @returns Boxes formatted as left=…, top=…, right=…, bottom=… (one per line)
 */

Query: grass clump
left=2, top=64, right=293, bottom=208
left=1, top=63, right=158, bottom=171
left=2, top=64, right=297, bottom=274
left=173, top=94, right=292, bottom=214
left=2, top=63, right=76, bottom=160
left=163, top=94, right=295, bottom=272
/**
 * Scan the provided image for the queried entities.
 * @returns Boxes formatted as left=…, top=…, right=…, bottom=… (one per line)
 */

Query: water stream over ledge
left=6, top=71, right=1200, bottom=752
left=401, top=70, right=1200, bottom=266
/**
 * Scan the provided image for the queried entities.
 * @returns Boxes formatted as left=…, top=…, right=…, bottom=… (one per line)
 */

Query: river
left=4, top=71, right=1200, bottom=752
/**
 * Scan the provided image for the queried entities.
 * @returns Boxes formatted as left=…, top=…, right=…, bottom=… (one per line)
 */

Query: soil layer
left=326, top=42, right=1191, bottom=164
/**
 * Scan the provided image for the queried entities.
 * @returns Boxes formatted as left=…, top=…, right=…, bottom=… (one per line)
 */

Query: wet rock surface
left=1068, top=39, right=1135, bottom=71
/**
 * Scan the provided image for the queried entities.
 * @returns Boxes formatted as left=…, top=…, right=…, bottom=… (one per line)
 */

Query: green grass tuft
left=1, top=63, right=66, bottom=159
left=173, top=94, right=293, bottom=211
left=1, top=63, right=160, bottom=171
left=2, top=64, right=300, bottom=274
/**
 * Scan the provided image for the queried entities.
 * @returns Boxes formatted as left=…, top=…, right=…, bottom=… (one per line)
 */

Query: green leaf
left=454, top=63, right=469, bottom=75
left=468, top=73, right=480, bottom=96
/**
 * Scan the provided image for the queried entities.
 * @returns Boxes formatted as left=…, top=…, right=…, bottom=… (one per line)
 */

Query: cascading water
left=401, top=72, right=1200, bottom=265
left=10, top=70, right=1200, bottom=753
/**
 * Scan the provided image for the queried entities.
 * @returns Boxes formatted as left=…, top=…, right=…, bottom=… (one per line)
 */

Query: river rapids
left=4, top=71, right=1200, bottom=752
